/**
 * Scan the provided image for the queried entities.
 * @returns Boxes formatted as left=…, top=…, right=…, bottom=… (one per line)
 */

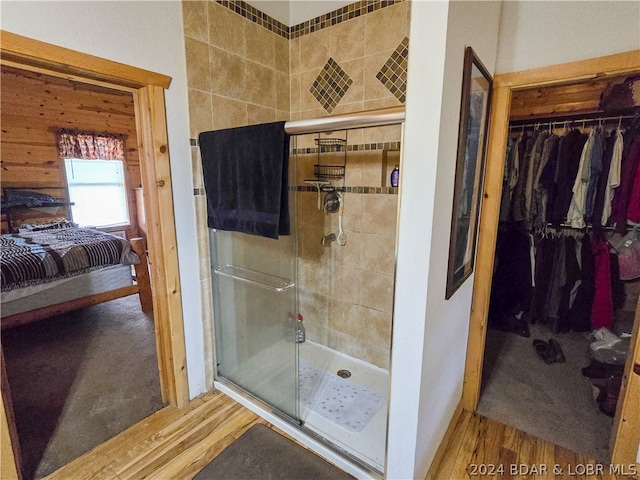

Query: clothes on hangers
left=505, top=114, right=640, bottom=231
left=610, top=125, right=640, bottom=231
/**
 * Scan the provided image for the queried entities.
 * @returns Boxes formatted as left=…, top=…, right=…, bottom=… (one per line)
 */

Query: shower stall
left=209, top=107, right=404, bottom=475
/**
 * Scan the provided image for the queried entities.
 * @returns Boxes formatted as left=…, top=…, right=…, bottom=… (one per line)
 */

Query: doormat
left=193, top=424, right=354, bottom=480
left=299, top=358, right=386, bottom=433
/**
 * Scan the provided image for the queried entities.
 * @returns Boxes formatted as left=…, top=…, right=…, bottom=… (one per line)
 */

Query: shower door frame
left=211, top=106, right=406, bottom=477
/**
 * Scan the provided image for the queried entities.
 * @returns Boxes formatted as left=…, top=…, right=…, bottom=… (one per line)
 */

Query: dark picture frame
left=445, top=46, right=493, bottom=299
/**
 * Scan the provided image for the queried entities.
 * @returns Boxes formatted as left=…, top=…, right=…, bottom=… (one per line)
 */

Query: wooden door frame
left=462, top=49, right=640, bottom=464
left=0, top=31, right=190, bottom=478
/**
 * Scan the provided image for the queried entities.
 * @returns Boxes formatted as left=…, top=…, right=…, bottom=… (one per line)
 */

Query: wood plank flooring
left=429, top=410, right=638, bottom=480
left=42, top=390, right=637, bottom=480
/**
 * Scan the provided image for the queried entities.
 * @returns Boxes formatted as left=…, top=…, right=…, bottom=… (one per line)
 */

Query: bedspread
left=1, top=227, right=139, bottom=292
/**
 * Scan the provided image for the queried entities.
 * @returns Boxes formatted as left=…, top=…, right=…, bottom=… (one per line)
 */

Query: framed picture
left=445, top=46, right=493, bottom=299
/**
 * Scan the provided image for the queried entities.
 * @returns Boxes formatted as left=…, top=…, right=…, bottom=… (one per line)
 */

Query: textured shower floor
left=298, top=341, right=389, bottom=472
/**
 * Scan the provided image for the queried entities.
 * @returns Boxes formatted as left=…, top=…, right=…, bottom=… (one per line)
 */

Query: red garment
left=590, top=235, right=613, bottom=329
left=626, top=139, right=640, bottom=223
left=611, top=132, right=640, bottom=231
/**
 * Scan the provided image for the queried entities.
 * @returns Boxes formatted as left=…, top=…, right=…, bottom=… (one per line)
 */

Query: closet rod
left=509, top=111, right=639, bottom=130
left=546, top=223, right=640, bottom=232
left=284, top=106, right=405, bottom=135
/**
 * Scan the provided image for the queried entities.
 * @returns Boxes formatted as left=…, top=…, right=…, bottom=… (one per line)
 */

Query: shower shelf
left=214, top=265, right=294, bottom=292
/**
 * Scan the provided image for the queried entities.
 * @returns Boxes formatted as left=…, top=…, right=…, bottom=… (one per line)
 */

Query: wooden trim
left=0, top=31, right=171, bottom=89
left=1, top=286, right=140, bottom=329
left=462, top=85, right=511, bottom=411
left=610, top=295, right=640, bottom=465
left=1, top=238, right=153, bottom=329
left=134, top=85, right=188, bottom=408
left=0, top=31, right=189, bottom=476
left=495, top=50, right=640, bottom=89
left=1, top=345, right=21, bottom=480
left=130, top=237, right=153, bottom=312
left=463, top=49, right=640, bottom=462
left=424, top=400, right=465, bottom=480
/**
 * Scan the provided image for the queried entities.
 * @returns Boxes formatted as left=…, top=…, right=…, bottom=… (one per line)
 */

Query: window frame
left=63, top=157, right=131, bottom=228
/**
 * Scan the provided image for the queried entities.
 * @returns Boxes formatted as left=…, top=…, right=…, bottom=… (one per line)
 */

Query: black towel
left=199, top=122, right=290, bottom=239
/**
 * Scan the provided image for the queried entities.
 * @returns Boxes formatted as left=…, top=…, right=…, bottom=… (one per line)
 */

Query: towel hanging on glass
left=199, top=121, right=290, bottom=239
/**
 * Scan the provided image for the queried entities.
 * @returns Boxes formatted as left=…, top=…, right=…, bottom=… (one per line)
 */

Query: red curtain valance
left=56, top=129, right=125, bottom=161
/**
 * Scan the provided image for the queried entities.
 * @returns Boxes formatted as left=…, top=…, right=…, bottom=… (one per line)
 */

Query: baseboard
left=424, top=400, right=465, bottom=480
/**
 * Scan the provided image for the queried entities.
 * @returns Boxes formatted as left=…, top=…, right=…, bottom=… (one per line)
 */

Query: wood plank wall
left=1, top=65, right=142, bottom=237
left=510, top=75, right=636, bottom=121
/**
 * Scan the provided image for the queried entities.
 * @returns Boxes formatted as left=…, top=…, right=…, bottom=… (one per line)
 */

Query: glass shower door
left=211, top=226, right=298, bottom=419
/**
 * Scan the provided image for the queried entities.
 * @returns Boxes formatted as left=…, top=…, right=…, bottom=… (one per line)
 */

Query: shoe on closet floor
left=581, top=359, right=625, bottom=379
left=598, top=376, right=622, bottom=417
left=532, top=338, right=565, bottom=364
left=533, top=339, right=552, bottom=362
left=547, top=338, right=566, bottom=363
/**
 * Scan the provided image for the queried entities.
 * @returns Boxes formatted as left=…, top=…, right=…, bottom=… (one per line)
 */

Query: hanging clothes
left=590, top=235, right=613, bottom=330
left=624, top=136, right=640, bottom=223
left=591, top=131, right=618, bottom=229
left=511, top=133, right=535, bottom=222
left=599, top=128, right=623, bottom=226
left=549, top=129, right=589, bottom=225
left=610, top=127, right=640, bottom=232
left=567, top=233, right=595, bottom=332
left=499, top=136, right=518, bottom=222
left=585, top=126, right=606, bottom=220
left=533, top=134, right=560, bottom=230
left=567, top=128, right=599, bottom=228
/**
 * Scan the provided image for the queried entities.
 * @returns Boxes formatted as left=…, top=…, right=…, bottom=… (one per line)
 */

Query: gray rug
left=194, top=424, right=354, bottom=480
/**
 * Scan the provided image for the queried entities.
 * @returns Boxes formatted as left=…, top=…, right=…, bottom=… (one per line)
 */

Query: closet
left=477, top=73, right=640, bottom=462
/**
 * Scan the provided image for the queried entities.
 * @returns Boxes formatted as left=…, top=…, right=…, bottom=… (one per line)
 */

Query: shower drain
left=336, top=369, right=351, bottom=378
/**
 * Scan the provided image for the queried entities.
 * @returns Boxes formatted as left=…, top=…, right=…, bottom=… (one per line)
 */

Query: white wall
left=388, top=1, right=501, bottom=478
left=496, top=0, right=640, bottom=73
left=0, top=1, right=206, bottom=398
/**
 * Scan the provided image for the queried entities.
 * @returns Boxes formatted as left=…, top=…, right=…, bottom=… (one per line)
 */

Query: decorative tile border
left=215, top=0, right=405, bottom=40
left=191, top=139, right=401, bottom=153
left=290, top=0, right=405, bottom=39
left=216, top=1, right=289, bottom=38
left=293, top=185, right=398, bottom=194
left=292, top=141, right=401, bottom=155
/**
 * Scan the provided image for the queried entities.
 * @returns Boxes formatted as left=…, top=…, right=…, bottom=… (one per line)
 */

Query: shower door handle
left=214, top=265, right=295, bottom=292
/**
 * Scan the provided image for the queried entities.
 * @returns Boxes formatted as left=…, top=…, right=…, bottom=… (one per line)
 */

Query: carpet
left=193, top=424, right=354, bottom=480
left=2, top=295, right=164, bottom=480
left=477, top=322, right=614, bottom=462
left=298, top=358, right=385, bottom=432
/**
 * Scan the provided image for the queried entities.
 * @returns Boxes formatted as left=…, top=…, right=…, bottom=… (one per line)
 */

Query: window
left=65, top=158, right=129, bottom=227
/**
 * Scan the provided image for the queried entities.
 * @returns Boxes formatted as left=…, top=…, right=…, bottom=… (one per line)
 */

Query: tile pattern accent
left=191, top=139, right=401, bottom=153
left=216, top=0, right=289, bottom=38
left=293, top=141, right=401, bottom=155
left=194, top=187, right=206, bottom=196
left=293, top=185, right=398, bottom=195
left=309, top=58, right=353, bottom=113
left=216, top=0, right=405, bottom=40
left=290, top=0, right=405, bottom=39
left=376, top=37, right=409, bottom=103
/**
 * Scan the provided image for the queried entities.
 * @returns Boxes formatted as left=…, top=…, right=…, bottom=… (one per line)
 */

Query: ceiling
left=244, top=0, right=354, bottom=26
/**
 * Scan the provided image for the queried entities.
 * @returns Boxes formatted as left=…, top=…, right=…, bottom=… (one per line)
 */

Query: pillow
left=18, top=218, right=77, bottom=232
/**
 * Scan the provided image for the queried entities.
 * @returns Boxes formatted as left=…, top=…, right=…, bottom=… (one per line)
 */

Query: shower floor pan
left=299, top=341, right=389, bottom=472
left=216, top=340, right=389, bottom=473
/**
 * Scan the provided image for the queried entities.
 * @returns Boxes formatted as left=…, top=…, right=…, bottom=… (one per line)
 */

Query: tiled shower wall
left=183, top=0, right=409, bottom=380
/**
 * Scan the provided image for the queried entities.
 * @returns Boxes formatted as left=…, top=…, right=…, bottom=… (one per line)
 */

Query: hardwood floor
left=428, top=410, right=637, bottom=480
left=42, top=390, right=636, bottom=480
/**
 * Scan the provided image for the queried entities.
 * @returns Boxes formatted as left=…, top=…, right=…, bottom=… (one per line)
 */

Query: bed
left=1, top=220, right=152, bottom=329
